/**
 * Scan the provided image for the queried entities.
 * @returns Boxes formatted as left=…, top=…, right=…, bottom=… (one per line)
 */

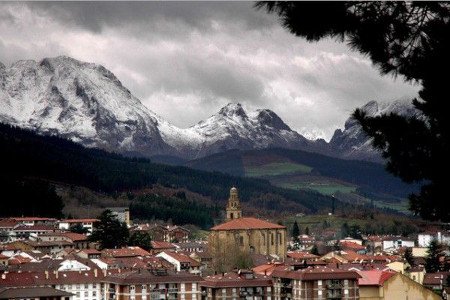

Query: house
left=58, top=219, right=98, bottom=235
left=9, top=217, right=57, bottom=227
left=167, top=226, right=190, bottom=243
left=406, top=266, right=426, bottom=284
left=418, top=231, right=450, bottom=247
left=0, top=269, right=106, bottom=300
left=382, top=238, right=415, bottom=251
left=7, top=240, right=74, bottom=255
left=106, top=207, right=130, bottom=226
left=423, top=272, right=450, bottom=291
left=38, top=232, right=89, bottom=249
left=151, top=241, right=177, bottom=254
left=340, top=242, right=367, bottom=254
left=156, top=251, right=201, bottom=274
left=104, top=269, right=201, bottom=300
left=76, top=249, right=102, bottom=259
left=200, top=270, right=272, bottom=299
left=271, top=266, right=360, bottom=299
left=12, top=225, right=56, bottom=240
left=358, top=270, right=440, bottom=300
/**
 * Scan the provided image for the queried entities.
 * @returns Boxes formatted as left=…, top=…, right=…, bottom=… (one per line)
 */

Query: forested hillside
left=0, top=123, right=349, bottom=226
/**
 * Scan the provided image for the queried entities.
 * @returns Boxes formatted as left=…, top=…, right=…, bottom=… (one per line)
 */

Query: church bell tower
left=226, top=187, right=242, bottom=221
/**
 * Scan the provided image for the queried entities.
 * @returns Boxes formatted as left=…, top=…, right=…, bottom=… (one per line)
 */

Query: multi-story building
left=200, top=270, right=272, bottom=300
left=58, top=219, right=99, bottom=235
left=271, top=266, right=360, bottom=300
left=104, top=269, right=202, bottom=300
left=106, top=208, right=130, bottom=226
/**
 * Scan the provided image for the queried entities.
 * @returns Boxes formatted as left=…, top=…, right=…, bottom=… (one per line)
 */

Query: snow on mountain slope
left=0, top=56, right=173, bottom=156
left=329, top=99, right=421, bottom=162
left=0, top=56, right=319, bottom=159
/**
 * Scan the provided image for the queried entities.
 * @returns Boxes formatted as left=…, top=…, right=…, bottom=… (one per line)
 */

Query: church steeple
left=226, top=187, right=242, bottom=220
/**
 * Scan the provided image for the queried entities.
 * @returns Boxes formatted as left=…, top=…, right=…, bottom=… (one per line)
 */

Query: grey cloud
left=0, top=1, right=420, bottom=140
left=26, top=1, right=276, bottom=33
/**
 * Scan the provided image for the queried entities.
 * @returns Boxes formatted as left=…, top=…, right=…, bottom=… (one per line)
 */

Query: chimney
left=102, top=268, right=107, bottom=277
left=94, top=269, right=98, bottom=278
left=1, top=274, right=5, bottom=280
left=55, top=271, right=58, bottom=279
left=45, top=270, right=49, bottom=279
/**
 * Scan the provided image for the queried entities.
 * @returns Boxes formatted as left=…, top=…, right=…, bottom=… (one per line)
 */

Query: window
left=130, top=285, right=135, bottom=291
left=318, top=280, right=322, bottom=286
left=239, top=236, right=244, bottom=246
left=262, top=233, right=266, bottom=245
left=271, top=233, right=274, bottom=245
left=84, top=291, right=88, bottom=297
left=85, top=284, right=89, bottom=289
left=92, top=291, right=97, bottom=297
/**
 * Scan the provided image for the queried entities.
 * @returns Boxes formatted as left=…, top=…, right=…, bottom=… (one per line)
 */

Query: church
left=208, top=187, right=287, bottom=262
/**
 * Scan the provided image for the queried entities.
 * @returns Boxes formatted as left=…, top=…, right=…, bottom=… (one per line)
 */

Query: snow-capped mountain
left=328, top=99, right=420, bottom=162
left=0, top=56, right=174, bottom=157
left=0, top=56, right=321, bottom=159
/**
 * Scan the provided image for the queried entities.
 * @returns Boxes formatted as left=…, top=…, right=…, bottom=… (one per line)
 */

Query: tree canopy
left=90, top=210, right=129, bottom=249
left=257, top=1, right=450, bottom=221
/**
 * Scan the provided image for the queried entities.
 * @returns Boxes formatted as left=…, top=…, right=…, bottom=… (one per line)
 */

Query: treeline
left=0, top=123, right=340, bottom=216
left=130, top=194, right=220, bottom=229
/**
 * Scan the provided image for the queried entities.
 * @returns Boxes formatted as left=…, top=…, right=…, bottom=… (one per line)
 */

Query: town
left=0, top=187, right=448, bottom=300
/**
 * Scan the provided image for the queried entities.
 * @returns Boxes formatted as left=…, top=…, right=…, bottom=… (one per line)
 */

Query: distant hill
left=185, top=148, right=420, bottom=212
left=0, top=123, right=362, bottom=226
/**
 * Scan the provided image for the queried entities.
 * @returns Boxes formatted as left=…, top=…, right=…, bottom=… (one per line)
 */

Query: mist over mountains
left=0, top=56, right=416, bottom=162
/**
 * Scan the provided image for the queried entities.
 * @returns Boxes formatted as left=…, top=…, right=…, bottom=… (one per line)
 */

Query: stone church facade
left=209, top=187, right=287, bottom=265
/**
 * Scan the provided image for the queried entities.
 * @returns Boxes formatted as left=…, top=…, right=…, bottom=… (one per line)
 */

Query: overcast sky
left=0, top=1, right=419, bottom=140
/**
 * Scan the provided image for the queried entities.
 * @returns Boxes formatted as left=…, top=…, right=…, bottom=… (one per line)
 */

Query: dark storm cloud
left=27, top=1, right=276, bottom=33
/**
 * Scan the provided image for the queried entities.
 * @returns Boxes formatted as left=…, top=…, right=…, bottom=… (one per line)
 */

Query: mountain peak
left=218, top=103, right=247, bottom=118
left=254, top=109, right=291, bottom=131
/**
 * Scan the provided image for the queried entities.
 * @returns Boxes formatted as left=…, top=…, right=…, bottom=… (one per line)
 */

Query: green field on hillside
left=277, top=181, right=356, bottom=195
left=245, top=162, right=312, bottom=177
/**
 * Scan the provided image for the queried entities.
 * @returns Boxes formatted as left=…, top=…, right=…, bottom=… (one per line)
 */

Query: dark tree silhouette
left=90, top=210, right=129, bottom=249
left=292, top=220, right=300, bottom=241
left=425, top=239, right=442, bottom=273
left=257, top=2, right=450, bottom=221
left=128, top=231, right=152, bottom=251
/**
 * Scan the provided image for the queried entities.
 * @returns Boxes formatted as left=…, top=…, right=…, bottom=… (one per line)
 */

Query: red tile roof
left=160, top=252, right=200, bottom=267
left=103, top=247, right=150, bottom=258
left=340, top=241, right=366, bottom=251
left=151, top=241, right=176, bottom=250
left=357, top=270, right=396, bottom=286
left=211, top=217, right=285, bottom=231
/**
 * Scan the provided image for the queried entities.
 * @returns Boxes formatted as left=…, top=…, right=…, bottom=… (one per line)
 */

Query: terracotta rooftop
left=211, top=217, right=285, bottom=231
left=102, top=247, right=150, bottom=258
left=0, top=286, right=73, bottom=298
left=159, top=252, right=200, bottom=267
left=151, top=241, right=176, bottom=249
left=357, top=270, right=396, bottom=286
